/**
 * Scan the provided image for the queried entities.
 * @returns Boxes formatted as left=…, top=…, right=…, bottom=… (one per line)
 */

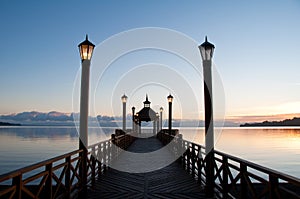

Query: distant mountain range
left=0, top=111, right=239, bottom=127
left=0, top=111, right=119, bottom=126
left=240, top=117, right=300, bottom=127
left=0, top=111, right=74, bottom=122
left=2, top=111, right=299, bottom=127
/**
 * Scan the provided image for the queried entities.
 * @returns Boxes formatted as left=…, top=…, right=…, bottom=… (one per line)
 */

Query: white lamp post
left=78, top=34, right=95, bottom=150
left=167, top=94, right=173, bottom=135
left=199, top=36, right=215, bottom=197
left=78, top=34, right=95, bottom=195
left=156, top=113, right=159, bottom=134
left=121, top=94, right=128, bottom=132
left=160, top=107, right=163, bottom=131
left=132, top=106, right=135, bottom=132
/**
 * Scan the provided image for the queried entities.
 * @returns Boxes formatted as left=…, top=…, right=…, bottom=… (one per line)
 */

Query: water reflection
left=0, top=126, right=299, bottom=178
left=0, top=126, right=115, bottom=174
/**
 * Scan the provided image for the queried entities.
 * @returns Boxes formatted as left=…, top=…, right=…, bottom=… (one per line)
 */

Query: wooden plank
left=86, top=137, right=206, bottom=199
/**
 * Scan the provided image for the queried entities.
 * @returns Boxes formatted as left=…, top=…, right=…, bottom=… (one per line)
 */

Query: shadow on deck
left=86, top=135, right=206, bottom=199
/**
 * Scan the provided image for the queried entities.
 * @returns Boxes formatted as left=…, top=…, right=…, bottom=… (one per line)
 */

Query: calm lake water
left=0, top=126, right=300, bottom=178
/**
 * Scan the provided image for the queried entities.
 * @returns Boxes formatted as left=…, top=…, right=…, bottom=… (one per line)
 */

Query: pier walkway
left=86, top=135, right=206, bottom=199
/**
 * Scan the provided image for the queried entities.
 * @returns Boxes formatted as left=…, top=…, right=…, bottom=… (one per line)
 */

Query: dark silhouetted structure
left=133, top=95, right=159, bottom=134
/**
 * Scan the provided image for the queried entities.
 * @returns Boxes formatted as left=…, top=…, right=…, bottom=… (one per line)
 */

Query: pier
left=1, top=130, right=300, bottom=199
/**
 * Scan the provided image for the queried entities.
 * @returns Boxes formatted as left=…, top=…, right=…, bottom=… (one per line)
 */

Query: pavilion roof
left=136, top=107, right=157, bottom=122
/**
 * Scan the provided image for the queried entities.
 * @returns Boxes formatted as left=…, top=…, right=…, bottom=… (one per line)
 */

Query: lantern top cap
left=78, top=34, right=95, bottom=48
left=200, top=36, right=215, bottom=49
left=167, top=94, right=174, bottom=103
left=121, top=94, right=128, bottom=103
left=121, top=94, right=128, bottom=99
left=160, top=107, right=164, bottom=112
left=167, top=94, right=173, bottom=99
left=132, top=106, right=135, bottom=110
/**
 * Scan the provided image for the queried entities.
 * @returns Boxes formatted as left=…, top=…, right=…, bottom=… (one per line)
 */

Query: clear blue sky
left=0, top=1, right=300, bottom=121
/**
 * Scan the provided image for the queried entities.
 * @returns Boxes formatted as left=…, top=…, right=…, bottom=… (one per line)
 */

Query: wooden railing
left=0, top=131, right=135, bottom=199
left=157, top=131, right=300, bottom=199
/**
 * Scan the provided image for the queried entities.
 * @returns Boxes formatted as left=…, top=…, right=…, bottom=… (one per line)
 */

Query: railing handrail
left=0, top=149, right=83, bottom=182
left=158, top=131, right=300, bottom=183
left=157, top=131, right=300, bottom=199
left=214, top=150, right=300, bottom=185
left=88, top=138, right=111, bottom=148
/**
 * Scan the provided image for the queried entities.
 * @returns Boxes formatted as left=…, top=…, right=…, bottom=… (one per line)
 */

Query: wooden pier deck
left=86, top=135, right=206, bottom=199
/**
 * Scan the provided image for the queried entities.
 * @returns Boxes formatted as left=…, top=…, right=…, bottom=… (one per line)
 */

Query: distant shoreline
left=240, top=117, right=300, bottom=127
left=0, top=121, right=21, bottom=126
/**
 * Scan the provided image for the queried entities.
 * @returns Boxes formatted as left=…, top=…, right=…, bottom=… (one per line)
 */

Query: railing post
left=97, top=143, right=102, bottom=178
left=158, top=131, right=161, bottom=140
left=79, top=137, right=88, bottom=198
left=165, top=133, right=167, bottom=145
left=91, top=146, right=96, bottom=186
left=182, top=141, right=186, bottom=170
left=119, top=135, right=122, bottom=149
left=222, top=156, right=229, bottom=198
left=205, top=151, right=214, bottom=198
left=111, top=134, right=116, bottom=144
left=45, top=163, right=53, bottom=199
left=80, top=148, right=88, bottom=195
left=192, top=143, right=196, bottom=178
left=128, top=134, right=131, bottom=147
left=120, top=135, right=123, bottom=149
left=65, top=156, right=71, bottom=199
left=111, top=134, right=117, bottom=160
left=187, top=145, right=191, bottom=173
left=97, top=159, right=102, bottom=178
left=12, top=174, right=22, bottom=199
left=127, top=134, right=130, bottom=146
left=240, top=162, right=248, bottom=199
left=178, top=134, right=184, bottom=164
left=123, top=135, right=125, bottom=149
left=269, top=174, right=279, bottom=199
left=103, top=142, right=107, bottom=172
left=197, top=146, right=203, bottom=184
left=107, top=142, right=113, bottom=169
left=107, top=141, right=115, bottom=165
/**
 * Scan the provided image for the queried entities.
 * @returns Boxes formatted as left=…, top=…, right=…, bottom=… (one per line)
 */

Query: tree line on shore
left=240, top=117, right=300, bottom=127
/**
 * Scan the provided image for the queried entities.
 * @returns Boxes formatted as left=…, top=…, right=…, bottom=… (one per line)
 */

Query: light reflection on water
left=0, top=126, right=299, bottom=178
